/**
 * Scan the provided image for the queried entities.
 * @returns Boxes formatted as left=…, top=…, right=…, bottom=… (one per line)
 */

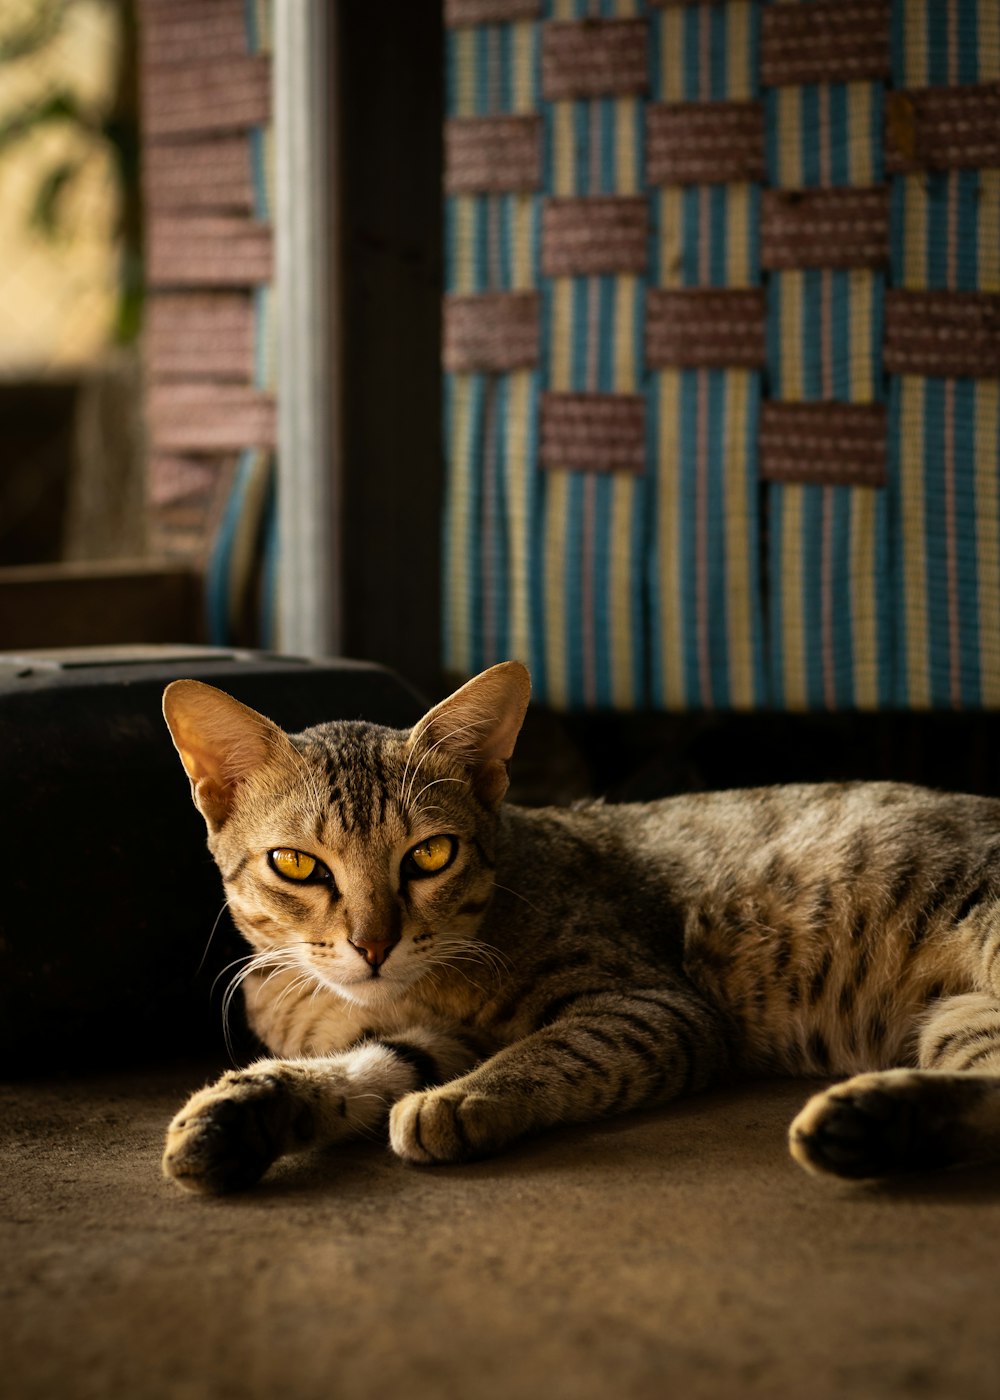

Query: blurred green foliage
left=0, top=0, right=143, bottom=344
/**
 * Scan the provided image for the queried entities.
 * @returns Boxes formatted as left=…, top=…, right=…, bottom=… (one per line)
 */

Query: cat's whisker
left=411, top=777, right=467, bottom=805
left=222, top=957, right=271, bottom=1010
left=408, top=794, right=458, bottom=819
left=270, top=977, right=311, bottom=1011
left=402, top=717, right=488, bottom=811
left=439, top=937, right=504, bottom=971
left=466, top=934, right=514, bottom=975
left=428, top=935, right=511, bottom=989
left=410, top=958, right=447, bottom=995
left=347, top=1091, right=399, bottom=1142
left=398, top=732, right=417, bottom=813
left=254, top=945, right=312, bottom=980
left=219, top=949, right=302, bottom=1061
left=272, top=970, right=322, bottom=1011
left=288, top=737, right=329, bottom=819
left=210, top=951, right=256, bottom=999
left=195, top=900, right=232, bottom=977
left=246, top=954, right=298, bottom=990
left=399, top=717, right=471, bottom=810
left=219, top=948, right=301, bottom=1037
left=220, top=969, right=255, bottom=1063
left=408, top=780, right=469, bottom=830
left=490, top=879, right=542, bottom=915
left=443, top=953, right=505, bottom=990
left=422, top=952, right=485, bottom=992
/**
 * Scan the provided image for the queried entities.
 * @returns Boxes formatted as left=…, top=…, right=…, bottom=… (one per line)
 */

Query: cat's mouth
left=310, top=957, right=414, bottom=1003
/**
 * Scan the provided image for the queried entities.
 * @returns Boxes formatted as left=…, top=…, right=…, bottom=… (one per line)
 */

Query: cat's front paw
left=389, top=1087, right=515, bottom=1165
left=789, top=1070, right=950, bottom=1180
left=163, top=1069, right=306, bottom=1194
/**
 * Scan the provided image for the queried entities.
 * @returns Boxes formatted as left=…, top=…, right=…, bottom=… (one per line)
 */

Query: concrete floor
left=3, top=1062, right=1000, bottom=1400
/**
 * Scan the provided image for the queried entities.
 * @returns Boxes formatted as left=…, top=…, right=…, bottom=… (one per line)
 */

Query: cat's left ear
left=162, top=680, right=297, bottom=830
left=410, top=661, right=531, bottom=808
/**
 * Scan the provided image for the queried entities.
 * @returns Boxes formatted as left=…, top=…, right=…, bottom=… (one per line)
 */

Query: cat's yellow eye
left=269, top=848, right=321, bottom=882
left=405, top=835, right=456, bottom=878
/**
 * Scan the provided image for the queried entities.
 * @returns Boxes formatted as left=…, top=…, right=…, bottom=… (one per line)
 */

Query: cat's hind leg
left=162, top=1030, right=476, bottom=1194
left=788, top=993, right=1000, bottom=1180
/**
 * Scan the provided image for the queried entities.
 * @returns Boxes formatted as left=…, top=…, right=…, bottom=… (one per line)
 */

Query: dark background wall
left=336, top=2, right=445, bottom=701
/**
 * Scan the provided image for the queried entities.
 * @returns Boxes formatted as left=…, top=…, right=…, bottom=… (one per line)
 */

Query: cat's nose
left=349, top=933, right=399, bottom=968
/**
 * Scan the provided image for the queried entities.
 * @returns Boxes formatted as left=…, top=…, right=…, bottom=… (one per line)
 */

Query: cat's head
left=162, top=663, right=530, bottom=1007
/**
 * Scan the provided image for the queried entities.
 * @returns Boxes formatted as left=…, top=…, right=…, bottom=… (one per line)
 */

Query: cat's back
left=504, top=779, right=1000, bottom=896
left=494, top=779, right=1000, bottom=979
left=496, top=781, right=1000, bottom=1075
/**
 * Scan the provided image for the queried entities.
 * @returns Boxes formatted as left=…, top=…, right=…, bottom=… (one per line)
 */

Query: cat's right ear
left=162, top=681, right=294, bottom=830
left=409, top=661, right=531, bottom=808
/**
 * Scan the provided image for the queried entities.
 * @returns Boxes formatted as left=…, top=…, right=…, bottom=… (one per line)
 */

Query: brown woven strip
left=143, top=57, right=270, bottom=140
left=445, top=0, right=539, bottom=23
left=646, top=102, right=765, bottom=186
left=148, top=217, right=272, bottom=287
left=445, top=116, right=541, bottom=194
left=760, top=1, right=890, bottom=86
left=148, top=385, right=276, bottom=453
left=759, top=403, right=887, bottom=488
left=148, top=454, right=227, bottom=510
left=144, top=138, right=253, bottom=213
left=542, top=19, right=649, bottom=100
left=542, top=197, right=648, bottom=277
left=761, top=188, right=889, bottom=270
left=147, top=451, right=237, bottom=560
left=140, top=0, right=248, bottom=67
left=884, top=291, right=1000, bottom=379
left=646, top=290, right=766, bottom=370
left=146, top=294, right=256, bottom=381
left=885, top=83, right=1000, bottom=172
left=539, top=393, right=645, bottom=474
left=443, top=293, right=541, bottom=372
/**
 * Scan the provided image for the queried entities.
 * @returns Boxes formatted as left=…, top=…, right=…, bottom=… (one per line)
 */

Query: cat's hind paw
left=162, top=1069, right=306, bottom=1194
left=389, top=1087, right=513, bottom=1165
left=788, top=1070, right=953, bottom=1180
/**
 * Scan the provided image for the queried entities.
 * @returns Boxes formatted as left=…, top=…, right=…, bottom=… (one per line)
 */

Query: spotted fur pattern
left=161, top=663, right=1000, bottom=1193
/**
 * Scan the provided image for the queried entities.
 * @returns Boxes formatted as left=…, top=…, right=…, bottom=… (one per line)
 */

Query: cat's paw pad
left=162, top=1071, right=299, bottom=1195
left=789, top=1071, right=943, bottom=1180
left=389, top=1088, right=509, bottom=1165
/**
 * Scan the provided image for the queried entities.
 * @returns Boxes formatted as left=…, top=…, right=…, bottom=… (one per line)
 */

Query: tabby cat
left=162, top=662, right=1000, bottom=1194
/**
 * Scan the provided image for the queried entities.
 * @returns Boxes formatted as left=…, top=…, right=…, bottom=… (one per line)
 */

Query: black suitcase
left=0, top=646, right=424, bottom=1072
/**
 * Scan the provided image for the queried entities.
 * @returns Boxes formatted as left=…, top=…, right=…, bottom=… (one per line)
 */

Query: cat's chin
left=318, top=969, right=414, bottom=1009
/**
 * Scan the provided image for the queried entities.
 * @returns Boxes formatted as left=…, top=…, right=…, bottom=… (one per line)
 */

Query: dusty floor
left=3, top=1063, right=1000, bottom=1400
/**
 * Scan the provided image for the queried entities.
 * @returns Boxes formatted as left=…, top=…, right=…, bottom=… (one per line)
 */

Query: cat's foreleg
left=162, top=1029, right=477, bottom=1194
left=389, top=990, right=729, bottom=1165
left=789, top=993, right=1000, bottom=1179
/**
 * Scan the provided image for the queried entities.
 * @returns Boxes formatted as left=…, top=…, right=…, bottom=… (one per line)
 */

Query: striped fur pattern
left=162, top=663, right=1000, bottom=1193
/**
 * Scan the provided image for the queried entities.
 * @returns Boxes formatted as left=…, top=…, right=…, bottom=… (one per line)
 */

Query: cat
left=161, top=661, right=1000, bottom=1194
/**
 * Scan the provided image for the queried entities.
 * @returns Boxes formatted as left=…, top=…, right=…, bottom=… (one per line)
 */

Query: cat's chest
left=241, top=969, right=364, bottom=1055
left=242, top=967, right=484, bottom=1058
